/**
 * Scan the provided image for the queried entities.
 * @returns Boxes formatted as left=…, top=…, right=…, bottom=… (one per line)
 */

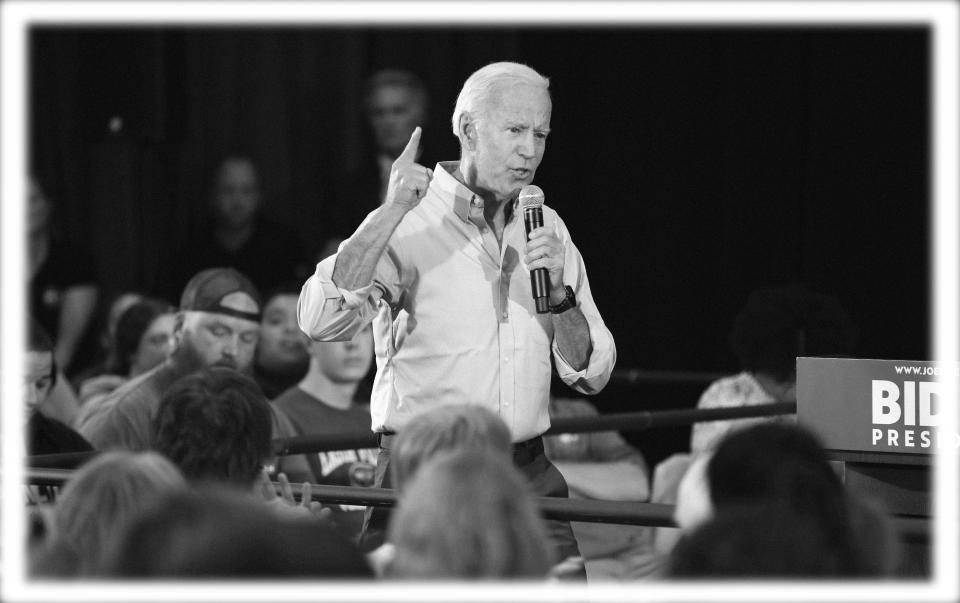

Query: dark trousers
left=359, top=435, right=582, bottom=565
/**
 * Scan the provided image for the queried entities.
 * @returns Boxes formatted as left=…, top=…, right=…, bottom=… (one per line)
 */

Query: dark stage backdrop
left=29, top=27, right=930, bottom=465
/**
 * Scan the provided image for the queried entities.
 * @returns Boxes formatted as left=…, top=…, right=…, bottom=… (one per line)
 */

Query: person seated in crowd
left=150, top=366, right=321, bottom=521
left=385, top=448, right=552, bottom=580
left=28, top=174, right=99, bottom=379
left=68, top=291, right=146, bottom=392
left=29, top=451, right=187, bottom=577
left=690, top=283, right=857, bottom=454
left=25, top=319, right=92, bottom=457
left=364, top=404, right=514, bottom=574
left=324, top=69, right=431, bottom=255
left=672, top=422, right=899, bottom=577
left=272, top=323, right=376, bottom=540
left=75, top=267, right=295, bottom=450
left=668, top=503, right=857, bottom=578
left=252, top=284, right=311, bottom=399
left=77, top=297, right=175, bottom=409
left=543, top=397, right=660, bottom=581
left=165, top=155, right=309, bottom=302
left=101, top=486, right=372, bottom=579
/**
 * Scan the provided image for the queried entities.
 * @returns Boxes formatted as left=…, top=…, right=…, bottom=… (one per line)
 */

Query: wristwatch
left=549, top=285, right=577, bottom=314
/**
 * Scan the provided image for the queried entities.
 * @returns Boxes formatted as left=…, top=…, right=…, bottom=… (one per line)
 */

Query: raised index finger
left=397, top=126, right=422, bottom=162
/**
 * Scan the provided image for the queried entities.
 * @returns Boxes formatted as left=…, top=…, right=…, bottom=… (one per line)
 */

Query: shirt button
left=501, top=311, right=508, bottom=319
left=504, top=357, right=510, bottom=363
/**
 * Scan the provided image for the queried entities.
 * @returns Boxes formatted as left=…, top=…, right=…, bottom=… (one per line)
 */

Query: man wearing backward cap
left=77, top=267, right=265, bottom=452
left=299, top=62, right=616, bottom=566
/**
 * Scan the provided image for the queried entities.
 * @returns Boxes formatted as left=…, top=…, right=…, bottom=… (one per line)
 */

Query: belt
left=376, top=432, right=543, bottom=466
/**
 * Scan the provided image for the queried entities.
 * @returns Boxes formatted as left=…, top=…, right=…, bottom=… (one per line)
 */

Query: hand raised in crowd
left=524, top=222, right=566, bottom=299
left=258, top=468, right=332, bottom=523
left=386, top=126, right=433, bottom=210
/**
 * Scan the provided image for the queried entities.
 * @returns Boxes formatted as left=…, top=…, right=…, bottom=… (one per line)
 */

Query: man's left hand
left=524, top=226, right=566, bottom=303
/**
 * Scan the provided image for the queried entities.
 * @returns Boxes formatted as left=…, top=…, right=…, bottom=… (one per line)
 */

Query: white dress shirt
left=298, top=161, right=616, bottom=442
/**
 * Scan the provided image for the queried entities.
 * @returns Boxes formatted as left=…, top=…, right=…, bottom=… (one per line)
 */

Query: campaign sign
left=797, top=357, right=959, bottom=455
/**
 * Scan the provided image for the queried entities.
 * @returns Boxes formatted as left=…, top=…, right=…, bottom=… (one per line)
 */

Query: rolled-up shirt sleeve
left=297, top=239, right=403, bottom=342
left=550, top=225, right=617, bottom=395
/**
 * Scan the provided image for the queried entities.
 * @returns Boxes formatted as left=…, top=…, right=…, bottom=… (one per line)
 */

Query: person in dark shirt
left=166, top=156, right=309, bottom=300
left=25, top=320, right=92, bottom=456
left=326, top=70, right=431, bottom=254
left=272, top=323, right=376, bottom=540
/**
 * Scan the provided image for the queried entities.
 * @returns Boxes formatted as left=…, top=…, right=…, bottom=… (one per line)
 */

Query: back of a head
left=668, top=503, right=853, bottom=578
left=51, top=451, right=187, bottom=575
left=730, top=283, right=857, bottom=381
left=103, top=486, right=373, bottom=579
left=387, top=449, right=552, bottom=580
left=153, top=367, right=272, bottom=488
left=707, top=423, right=848, bottom=537
left=451, top=62, right=550, bottom=140
left=389, top=404, right=513, bottom=490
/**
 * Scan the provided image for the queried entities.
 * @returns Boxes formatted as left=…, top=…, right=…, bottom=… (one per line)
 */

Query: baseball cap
left=179, top=267, right=262, bottom=322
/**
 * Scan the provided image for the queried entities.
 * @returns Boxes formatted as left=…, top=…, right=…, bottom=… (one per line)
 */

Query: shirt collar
left=433, top=161, right=519, bottom=224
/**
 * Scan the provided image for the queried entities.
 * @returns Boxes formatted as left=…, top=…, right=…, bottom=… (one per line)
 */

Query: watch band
left=549, top=285, right=577, bottom=314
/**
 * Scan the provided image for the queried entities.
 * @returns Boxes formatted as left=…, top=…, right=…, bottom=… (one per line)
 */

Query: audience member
left=166, top=155, right=309, bottom=301
left=673, top=423, right=898, bottom=576
left=77, top=297, right=175, bottom=409
left=364, top=404, right=514, bottom=576
left=328, top=69, right=430, bottom=248
left=75, top=267, right=267, bottom=451
left=153, top=367, right=274, bottom=489
left=691, top=284, right=857, bottom=454
left=68, top=291, right=145, bottom=391
left=28, top=175, right=100, bottom=377
left=102, top=486, right=372, bottom=579
left=30, top=451, right=187, bottom=577
left=25, top=319, right=93, bottom=456
left=543, top=397, right=660, bottom=580
left=252, top=284, right=311, bottom=399
left=668, top=503, right=853, bottom=578
left=385, top=449, right=552, bottom=580
left=272, top=323, right=377, bottom=539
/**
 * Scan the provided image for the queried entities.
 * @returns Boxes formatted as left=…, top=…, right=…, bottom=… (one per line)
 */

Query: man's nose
left=517, top=131, right=536, bottom=158
left=222, top=335, right=240, bottom=357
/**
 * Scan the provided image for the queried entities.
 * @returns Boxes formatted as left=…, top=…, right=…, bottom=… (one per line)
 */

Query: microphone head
left=519, top=185, right=544, bottom=209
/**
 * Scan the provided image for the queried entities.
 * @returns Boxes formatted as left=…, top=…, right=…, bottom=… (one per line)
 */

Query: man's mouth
left=511, top=168, right=531, bottom=178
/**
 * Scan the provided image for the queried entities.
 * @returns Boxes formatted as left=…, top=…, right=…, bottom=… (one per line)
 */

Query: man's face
left=368, top=85, right=425, bottom=159
left=256, top=293, right=309, bottom=371
left=25, top=351, right=54, bottom=414
left=176, top=310, right=260, bottom=373
left=311, top=324, right=374, bottom=384
left=470, top=83, right=551, bottom=202
left=214, top=159, right=260, bottom=229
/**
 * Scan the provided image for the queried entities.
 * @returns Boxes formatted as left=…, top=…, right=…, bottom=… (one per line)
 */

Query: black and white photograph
left=3, top=1, right=958, bottom=602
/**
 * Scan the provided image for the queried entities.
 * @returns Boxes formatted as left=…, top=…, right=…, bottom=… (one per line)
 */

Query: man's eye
left=241, top=332, right=259, bottom=344
left=210, top=326, right=229, bottom=337
left=509, top=127, right=521, bottom=134
left=535, top=132, right=548, bottom=140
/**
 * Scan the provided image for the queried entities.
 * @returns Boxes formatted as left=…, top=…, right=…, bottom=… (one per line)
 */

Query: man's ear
left=459, top=113, right=478, bottom=151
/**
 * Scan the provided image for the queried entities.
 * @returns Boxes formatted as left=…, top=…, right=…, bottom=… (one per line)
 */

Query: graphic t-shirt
left=272, top=386, right=377, bottom=540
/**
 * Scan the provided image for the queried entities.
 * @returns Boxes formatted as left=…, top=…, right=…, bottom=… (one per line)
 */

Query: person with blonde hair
left=31, top=451, right=187, bottom=577
left=386, top=448, right=552, bottom=580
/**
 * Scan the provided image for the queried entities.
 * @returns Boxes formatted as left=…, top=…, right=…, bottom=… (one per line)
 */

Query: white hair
left=450, top=61, right=550, bottom=141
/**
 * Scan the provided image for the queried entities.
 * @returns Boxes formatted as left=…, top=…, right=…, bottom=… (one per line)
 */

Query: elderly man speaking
left=299, top=62, right=616, bottom=566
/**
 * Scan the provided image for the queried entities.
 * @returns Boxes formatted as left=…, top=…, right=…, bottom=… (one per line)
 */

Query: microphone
left=519, top=185, right=550, bottom=314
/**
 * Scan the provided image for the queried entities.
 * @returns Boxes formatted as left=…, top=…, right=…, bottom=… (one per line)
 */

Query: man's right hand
left=386, top=126, right=433, bottom=210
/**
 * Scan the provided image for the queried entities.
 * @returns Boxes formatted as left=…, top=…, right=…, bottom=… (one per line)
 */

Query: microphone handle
left=523, top=206, right=551, bottom=314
